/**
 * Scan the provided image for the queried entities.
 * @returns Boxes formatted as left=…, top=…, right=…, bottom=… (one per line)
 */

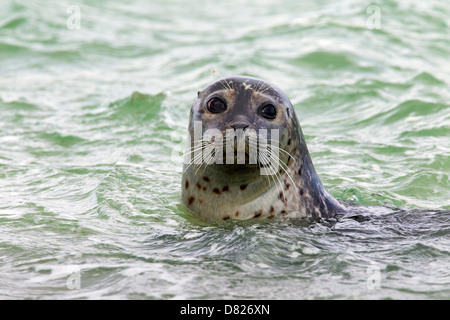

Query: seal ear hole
left=207, top=97, right=227, bottom=113
left=259, top=104, right=277, bottom=119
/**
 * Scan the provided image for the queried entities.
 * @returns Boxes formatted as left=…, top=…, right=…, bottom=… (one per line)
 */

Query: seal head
left=181, top=76, right=346, bottom=222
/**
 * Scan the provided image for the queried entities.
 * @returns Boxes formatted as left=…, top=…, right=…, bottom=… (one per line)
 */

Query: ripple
left=409, top=72, right=446, bottom=85
left=1, top=0, right=449, bottom=300
left=38, top=132, right=86, bottom=147
left=106, top=91, right=167, bottom=122
left=290, top=51, right=359, bottom=70
left=355, top=99, right=448, bottom=126
left=0, top=16, right=27, bottom=29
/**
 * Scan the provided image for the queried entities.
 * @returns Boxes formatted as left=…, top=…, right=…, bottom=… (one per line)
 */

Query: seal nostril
left=231, top=123, right=249, bottom=130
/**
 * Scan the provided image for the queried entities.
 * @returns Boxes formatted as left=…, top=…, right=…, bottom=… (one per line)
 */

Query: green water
left=1, top=0, right=449, bottom=299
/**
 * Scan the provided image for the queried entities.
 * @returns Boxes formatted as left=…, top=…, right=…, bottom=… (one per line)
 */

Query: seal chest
left=181, top=76, right=346, bottom=222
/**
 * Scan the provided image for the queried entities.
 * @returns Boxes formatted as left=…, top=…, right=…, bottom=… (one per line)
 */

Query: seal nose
left=231, top=123, right=249, bottom=130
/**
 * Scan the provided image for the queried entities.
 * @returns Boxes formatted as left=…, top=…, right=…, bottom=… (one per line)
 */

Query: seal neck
left=296, top=152, right=347, bottom=218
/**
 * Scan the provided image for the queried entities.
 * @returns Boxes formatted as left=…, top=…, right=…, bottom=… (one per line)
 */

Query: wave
left=37, top=132, right=86, bottom=147
left=0, top=16, right=27, bottom=30
left=0, top=99, right=41, bottom=111
left=354, top=99, right=448, bottom=127
left=409, top=72, right=446, bottom=86
left=289, top=51, right=359, bottom=70
left=107, top=91, right=167, bottom=122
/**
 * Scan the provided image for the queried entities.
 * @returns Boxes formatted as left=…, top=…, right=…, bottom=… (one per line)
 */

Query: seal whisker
left=183, top=139, right=213, bottom=173
left=259, top=147, right=299, bottom=200
left=184, top=149, right=206, bottom=173
left=258, top=150, right=283, bottom=190
left=255, top=80, right=268, bottom=94
left=215, top=75, right=233, bottom=92
left=183, top=144, right=207, bottom=156
left=184, top=136, right=225, bottom=174
left=257, top=152, right=278, bottom=195
left=265, top=143, right=300, bottom=192
left=211, top=69, right=234, bottom=92
left=257, top=80, right=271, bottom=94
left=265, top=139, right=297, bottom=164
left=195, top=161, right=208, bottom=176
left=220, top=79, right=232, bottom=92
left=196, top=137, right=225, bottom=175
left=254, top=80, right=263, bottom=94
left=183, top=144, right=208, bottom=165
left=274, top=152, right=299, bottom=194
left=258, top=153, right=288, bottom=212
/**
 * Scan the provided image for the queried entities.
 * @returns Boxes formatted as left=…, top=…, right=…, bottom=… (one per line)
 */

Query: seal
left=181, top=75, right=347, bottom=222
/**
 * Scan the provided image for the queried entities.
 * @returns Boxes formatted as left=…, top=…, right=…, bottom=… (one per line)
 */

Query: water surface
left=0, top=0, right=449, bottom=299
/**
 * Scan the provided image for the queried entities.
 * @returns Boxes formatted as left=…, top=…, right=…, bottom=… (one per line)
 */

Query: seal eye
left=207, top=97, right=227, bottom=113
left=260, top=104, right=277, bottom=119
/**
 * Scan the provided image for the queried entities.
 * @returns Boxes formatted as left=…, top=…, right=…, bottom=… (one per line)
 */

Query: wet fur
left=182, top=76, right=347, bottom=222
